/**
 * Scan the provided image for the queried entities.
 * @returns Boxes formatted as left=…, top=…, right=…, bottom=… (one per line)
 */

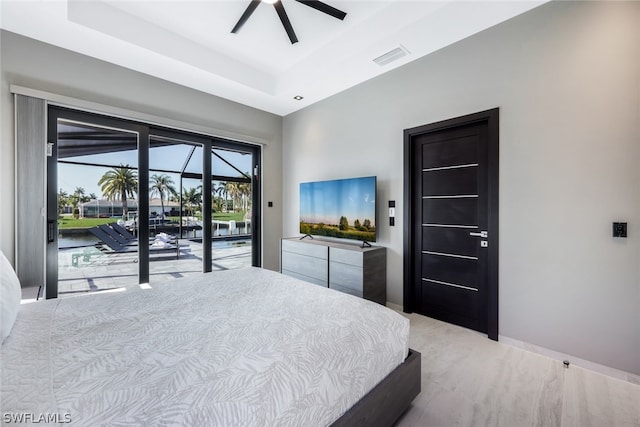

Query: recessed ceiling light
left=293, top=95, right=304, bottom=100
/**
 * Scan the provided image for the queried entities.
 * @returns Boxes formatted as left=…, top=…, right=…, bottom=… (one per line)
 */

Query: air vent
left=373, top=46, right=410, bottom=66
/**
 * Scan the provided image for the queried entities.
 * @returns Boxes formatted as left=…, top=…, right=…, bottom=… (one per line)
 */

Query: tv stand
left=360, top=241, right=372, bottom=248
left=280, top=238, right=386, bottom=304
left=299, top=234, right=314, bottom=240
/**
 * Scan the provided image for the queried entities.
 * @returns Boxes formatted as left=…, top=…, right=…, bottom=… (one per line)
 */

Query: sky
left=58, top=146, right=252, bottom=198
left=59, top=163, right=111, bottom=197
left=299, top=176, right=376, bottom=226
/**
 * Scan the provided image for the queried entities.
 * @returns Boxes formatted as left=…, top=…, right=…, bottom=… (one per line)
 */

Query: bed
left=1, top=260, right=420, bottom=426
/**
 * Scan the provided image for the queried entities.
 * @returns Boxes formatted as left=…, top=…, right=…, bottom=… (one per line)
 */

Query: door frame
left=403, top=108, right=499, bottom=340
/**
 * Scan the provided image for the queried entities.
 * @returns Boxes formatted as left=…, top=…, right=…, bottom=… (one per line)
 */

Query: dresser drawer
left=282, top=239, right=328, bottom=259
left=329, top=261, right=362, bottom=292
left=282, top=251, right=327, bottom=281
left=330, top=247, right=363, bottom=267
left=281, top=269, right=327, bottom=287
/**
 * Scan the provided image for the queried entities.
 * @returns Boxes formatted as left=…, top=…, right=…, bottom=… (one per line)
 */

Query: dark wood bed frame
left=332, top=349, right=421, bottom=427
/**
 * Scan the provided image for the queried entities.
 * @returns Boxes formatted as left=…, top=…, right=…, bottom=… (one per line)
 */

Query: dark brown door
left=404, top=109, right=498, bottom=339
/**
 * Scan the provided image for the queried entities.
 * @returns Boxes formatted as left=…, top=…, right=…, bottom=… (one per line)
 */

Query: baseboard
left=499, top=335, right=640, bottom=386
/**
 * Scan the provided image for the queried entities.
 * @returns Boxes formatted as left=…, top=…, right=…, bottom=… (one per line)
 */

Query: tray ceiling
left=1, top=1, right=547, bottom=116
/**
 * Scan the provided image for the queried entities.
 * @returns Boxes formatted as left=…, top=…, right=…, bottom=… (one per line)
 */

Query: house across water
left=78, top=198, right=181, bottom=218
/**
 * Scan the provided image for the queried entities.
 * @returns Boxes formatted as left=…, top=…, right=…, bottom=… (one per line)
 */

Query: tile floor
left=395, top=313, right=640, bottom=427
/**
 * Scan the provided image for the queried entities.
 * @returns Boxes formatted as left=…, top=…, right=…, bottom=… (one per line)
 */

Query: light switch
left=388, top=201, right=396, bottom=227
left=613, top=222, right=627, bottom=238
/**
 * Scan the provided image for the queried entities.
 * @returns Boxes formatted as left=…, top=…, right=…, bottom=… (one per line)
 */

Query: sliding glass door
left=47, top=108, right=146, bottom=298
left=147, top=129, right=209, bottom=283
left=46, top=107, right=260, bottom=298
left=211, top=144, right=259, bottom=270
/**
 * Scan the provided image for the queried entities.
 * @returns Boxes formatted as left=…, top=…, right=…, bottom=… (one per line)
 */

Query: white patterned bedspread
left=1, top=267, right=409, bottom=426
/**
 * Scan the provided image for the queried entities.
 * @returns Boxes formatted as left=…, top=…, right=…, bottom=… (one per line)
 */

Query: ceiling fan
left=231, top=0, right=347, bottom=44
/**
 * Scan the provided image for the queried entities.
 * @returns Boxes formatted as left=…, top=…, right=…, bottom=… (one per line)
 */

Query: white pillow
left=0, top=250, right=22, bottom=343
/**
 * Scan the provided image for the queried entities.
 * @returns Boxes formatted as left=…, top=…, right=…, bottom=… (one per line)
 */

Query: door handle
left=469, top=231, right=488, bottom=238
left=47, top=220, right=55, bottom=243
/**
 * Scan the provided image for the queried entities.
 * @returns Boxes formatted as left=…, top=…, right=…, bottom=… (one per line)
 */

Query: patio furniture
left=99, top=224, right=177, bottom=246
left=97, top=224, right=134, bottom=246
left=88, top=227, right=182, bottom=260
left=111, top=223, right=137, bottom=240
left=71, top=247, right=106, bottom=267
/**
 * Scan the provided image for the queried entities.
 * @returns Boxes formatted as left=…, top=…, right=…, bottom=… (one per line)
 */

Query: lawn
left=59, top=217, right=117, bottom=229
left=213, top=212, right=246, bottom=222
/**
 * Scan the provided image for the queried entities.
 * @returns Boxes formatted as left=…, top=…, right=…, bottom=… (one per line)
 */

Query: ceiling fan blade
left=273, top=1, right=299, bottom=44
left=295, top=0, right=346, bottom=20
left=231, top=0, right=262, bottom=34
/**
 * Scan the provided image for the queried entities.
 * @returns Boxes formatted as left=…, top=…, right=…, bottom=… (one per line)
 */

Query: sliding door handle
left=47, top=220, right=55, bottom=243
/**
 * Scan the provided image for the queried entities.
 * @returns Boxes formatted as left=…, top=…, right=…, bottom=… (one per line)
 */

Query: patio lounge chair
left=88, top=227, right=181, bottom=259
left=110, top=223, right=137, bottom=240
left=100, top=224, right=178, bottom=246
left=108, top=223, right=178, bottom=244
left=97, top=224, right=134, bottom=246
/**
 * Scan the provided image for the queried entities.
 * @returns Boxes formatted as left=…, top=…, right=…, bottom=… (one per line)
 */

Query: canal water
left=59, top=226, right=250, bottom=249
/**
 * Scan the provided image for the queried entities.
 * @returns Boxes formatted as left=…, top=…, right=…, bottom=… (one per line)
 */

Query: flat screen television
left=299, top=176, right=377, bottom=243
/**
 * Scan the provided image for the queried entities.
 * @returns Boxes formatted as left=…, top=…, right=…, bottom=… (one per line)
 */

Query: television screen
left=300, top=176, right=376, bottom=242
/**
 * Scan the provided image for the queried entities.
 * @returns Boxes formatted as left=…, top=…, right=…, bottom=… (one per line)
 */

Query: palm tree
left=149, top=174, right=177, bottom=219
left=57, top=189, right=69, bottom=216
left=74, top=186, right=86, bottom=198
left=98, top=165, right=138, bottom=218
left=182, top=186, right=202, bottom=217
left=225, top=182, right=244, bottom=212
left=70, top=186, right=90, bottom=208
left=210, top=182, right=222, bottom=212
left=215, top=181, right=229, bottom=212
left=224, top=182, right=251, bottom=213
left=238, top=182, right=251, bottom=212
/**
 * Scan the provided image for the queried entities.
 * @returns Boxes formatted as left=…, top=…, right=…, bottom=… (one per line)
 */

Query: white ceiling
left=1, top=0, right=546, bottom=116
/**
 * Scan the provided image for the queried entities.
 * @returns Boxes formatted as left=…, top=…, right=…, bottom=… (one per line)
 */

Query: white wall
left=0, top=30, right=283, bottom=271
left=283, top=1, right=640, bottom=375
